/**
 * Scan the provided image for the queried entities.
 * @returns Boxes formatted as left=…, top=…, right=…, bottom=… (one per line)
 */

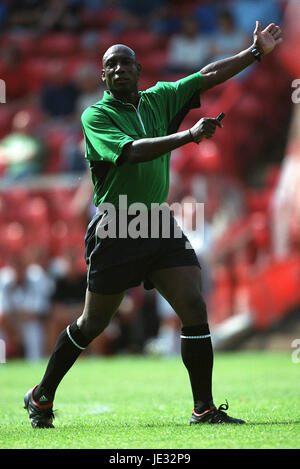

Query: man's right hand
left=190, top=117, right=223, bottom=143
left=121, top=116, right=224, bottom=164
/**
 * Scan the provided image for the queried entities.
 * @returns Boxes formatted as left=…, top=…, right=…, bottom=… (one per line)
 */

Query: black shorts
left=84, top=209, right=200, bottom=294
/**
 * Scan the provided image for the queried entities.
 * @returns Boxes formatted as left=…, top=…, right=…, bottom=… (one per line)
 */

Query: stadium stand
left=0, top=0, right=299, bottom=358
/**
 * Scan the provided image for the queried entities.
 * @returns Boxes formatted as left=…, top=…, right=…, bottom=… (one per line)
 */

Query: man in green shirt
left=24, top=20, right=282, bottom=428
left=81, top=70, right=205, bottom=209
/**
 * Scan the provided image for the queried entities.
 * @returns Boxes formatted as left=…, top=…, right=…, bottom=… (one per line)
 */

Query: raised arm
left=200, top=21, right=283, bottom=91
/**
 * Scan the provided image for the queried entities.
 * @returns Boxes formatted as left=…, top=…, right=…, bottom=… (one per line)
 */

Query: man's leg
left=25, top=289, right=124, bottom=427
left=148, top=265, right=214, bottom=414
left=34, top=289, right=124, bottom=403
left=148, top=265, right=245, bottom=424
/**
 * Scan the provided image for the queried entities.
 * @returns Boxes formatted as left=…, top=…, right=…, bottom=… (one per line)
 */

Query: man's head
left=101, top=44, right=141, bottom=98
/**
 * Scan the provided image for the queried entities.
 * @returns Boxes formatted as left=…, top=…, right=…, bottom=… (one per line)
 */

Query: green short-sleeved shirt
left=81, top=72, right=203, bottom=209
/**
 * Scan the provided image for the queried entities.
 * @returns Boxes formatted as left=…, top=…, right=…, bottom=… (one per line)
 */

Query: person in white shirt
left=0, top=257, right=54, bottom=361
left=167, top=16, right=212, bottom=74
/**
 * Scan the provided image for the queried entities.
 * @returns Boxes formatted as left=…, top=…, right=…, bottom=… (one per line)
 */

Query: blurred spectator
left=211, top=10, right=249, bottom=61
left=79, top=31, right=101, bottom=63
left=0, top=45, right=32, bottom=103
left=0, top=109, right=46, bottom=182
left=40, top=60, right=79, bottom=119
left=0, top=256, right=54, bottom=361
left=61, top=134, right=87, bottom=173
left=228, top=0, right=283, bottom=35
left=119, top=0, right=163, bottom=18
left=0, top=1, right=9, bottom=32
left=112, top=0, right=164, bottom=32
left=47, top=249, right=86, bottom=352
left=147, top=5, right=181, bottom=36
left=194, top=0, right=220, bottom=35
left=75, top=64, right=104, bottom=117
left=63, top=32, right=103, bottom=93
left=82, top=0, right=106, bottom=10
left=7, top=0, right=47, bottom=33
left=38, top=0, right=83, bottom=33
left=166, top=16, right=212, bottom=74
left=8, top=0, right=83, bottom=34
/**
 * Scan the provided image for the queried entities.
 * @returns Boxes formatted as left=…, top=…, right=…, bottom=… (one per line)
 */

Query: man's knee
left=77, top=307, right=114, bottom=340
left=77, top=289, right=124, bottom=340
left=180, top=293, right=208, bottom=326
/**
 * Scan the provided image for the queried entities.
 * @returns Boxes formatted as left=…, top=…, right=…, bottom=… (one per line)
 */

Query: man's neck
left=109, top=89, right=140, bottom=107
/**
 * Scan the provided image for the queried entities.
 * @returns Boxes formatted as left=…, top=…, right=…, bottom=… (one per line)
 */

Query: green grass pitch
left=0, top=351, right=299, bottom=450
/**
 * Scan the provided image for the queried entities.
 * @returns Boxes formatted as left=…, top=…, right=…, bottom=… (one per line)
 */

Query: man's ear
left=101, top=69, right=106, bottom=83
left=137, top=63, right=142, bottom=76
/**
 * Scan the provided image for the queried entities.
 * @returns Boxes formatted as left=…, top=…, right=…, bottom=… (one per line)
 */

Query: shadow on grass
left=245, top=420, right=300, bottom=426
left=55, top=420, right=300, bottom=431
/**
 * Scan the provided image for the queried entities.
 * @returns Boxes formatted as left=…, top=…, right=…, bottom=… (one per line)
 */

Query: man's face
left=101, top=47, right=141, bottom=95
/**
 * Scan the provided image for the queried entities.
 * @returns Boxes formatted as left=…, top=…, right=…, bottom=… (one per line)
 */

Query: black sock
left=34, top=321, right=91, bottom=404
left=181, top=323, right=214, bottom=414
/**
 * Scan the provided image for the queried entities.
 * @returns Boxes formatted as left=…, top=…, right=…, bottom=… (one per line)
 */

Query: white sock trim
left=66, top=325, right=86, bottom=350
left=180, top=334, right=211, bottom=339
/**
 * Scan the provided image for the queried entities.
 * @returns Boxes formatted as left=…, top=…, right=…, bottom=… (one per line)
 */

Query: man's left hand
left=253, top=21, right=282, bottom=55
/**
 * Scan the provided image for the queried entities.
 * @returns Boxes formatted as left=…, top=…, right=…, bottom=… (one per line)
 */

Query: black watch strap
left=250, top=46, right=262, bottom=62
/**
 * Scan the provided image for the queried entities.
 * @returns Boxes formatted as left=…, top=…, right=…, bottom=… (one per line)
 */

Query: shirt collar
left=101, top=90, right=143, bottom=108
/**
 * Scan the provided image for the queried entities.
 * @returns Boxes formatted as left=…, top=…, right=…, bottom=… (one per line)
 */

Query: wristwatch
left=250, top=46, right=262, bottom=62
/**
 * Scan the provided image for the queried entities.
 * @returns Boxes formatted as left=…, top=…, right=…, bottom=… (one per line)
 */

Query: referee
left=24, top=21, right=282, bottom=428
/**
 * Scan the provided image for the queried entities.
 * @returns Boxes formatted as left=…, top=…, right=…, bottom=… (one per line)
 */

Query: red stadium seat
left=23, top=197, right=49, bottom=225
left=63, top=56, right=99, bottom=80
left=249, top=257, right=300, bottom=329
left=50, top=219, right=70, bottom=255
left=0, top=193, right=9, bottom=222
left=140, top=51, right=168, bottom=74
left=4, top=188, right=30, bottom=222
left=250, top=212, right=270, bottom=249
left=119, top=31, right=159, bottom=54
left=0, top=107, right=14, bottom=138
left=97, top=31, right=122, bottom=53
left=235, top=94, right=262, bottom=121
left=46, top=187, right=75, bottom=212
left=138, top=76, right=156, bottom=91
left=246, top=190, right=273, bottom=214
left=81, top=6, right=120, bottom=29
left=245, top=70, right=273, bottom=96
left=208, top=265, right=234, bottom=325
left=23, top=58, right=57, bottom=92
left=37, top=34, right=78, bottom=57
left=0, top=33, right=37, bottom=58
left=42, top=128, right=70, bottom=173
left=193, top=140, right=223, bottom=174
left=2, top=221, right=25, bottom=255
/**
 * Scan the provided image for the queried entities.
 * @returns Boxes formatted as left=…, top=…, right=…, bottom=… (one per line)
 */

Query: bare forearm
left=200, top=19, right=283, bottom=90
left=200, top=47, right=256, bottom=90
left=121, top=129, right=192, bottom=164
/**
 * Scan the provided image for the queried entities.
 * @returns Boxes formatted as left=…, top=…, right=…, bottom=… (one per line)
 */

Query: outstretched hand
left=253, top=21, right=282, bottom=55
left=190, top=117, right=223, bottom=144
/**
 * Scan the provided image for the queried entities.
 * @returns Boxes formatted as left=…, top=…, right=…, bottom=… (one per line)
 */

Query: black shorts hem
left=87, top=259, right=201, bottom=294
left=144, top=258, right=201, bottom=290
left=87, top=279, right=142, bottom=295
